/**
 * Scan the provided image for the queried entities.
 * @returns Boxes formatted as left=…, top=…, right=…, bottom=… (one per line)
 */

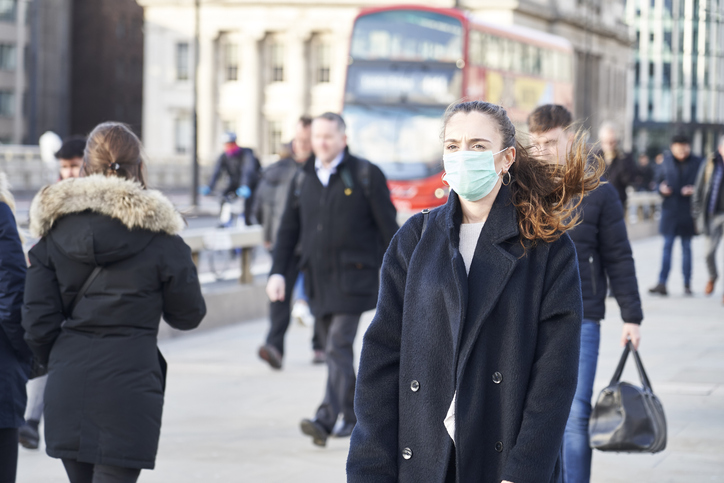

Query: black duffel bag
left=589, top=341, right=667, bottom=453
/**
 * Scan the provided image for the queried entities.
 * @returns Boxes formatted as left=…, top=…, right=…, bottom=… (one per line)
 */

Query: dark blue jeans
left=563, top=319, right=600, bottom=483
left=658, top=234, right=692, bottom=286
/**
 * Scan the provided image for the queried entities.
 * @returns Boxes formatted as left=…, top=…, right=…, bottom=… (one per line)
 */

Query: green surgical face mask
left=442, top=148, right=508, bottom=202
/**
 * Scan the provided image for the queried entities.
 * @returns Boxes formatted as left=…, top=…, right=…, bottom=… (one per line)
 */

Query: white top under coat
left=444, top=221, right=485, bottom=443
left=314, top=151, right=344, bottom=187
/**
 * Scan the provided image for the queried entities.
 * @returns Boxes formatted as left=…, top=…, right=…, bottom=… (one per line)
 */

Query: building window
left=0, top=44, right=16, bottom=70
left=222, top=119, right=236, bottom=136
left=174, top=115, right=192, bottom=154
left=0, top=0, right=16, bottom=23
left=176, top=42, right=190, bottom=81
left=269, top=41, right=284, bottom=83
left=315, top=42, right=331, bottom=84
left=663, top=63, right=671, bottom=86
left=224, top=43, right=238, bottom=81
left=267, top=120, right=283, bottom=155
left=0, top=90, right=14, bottom=117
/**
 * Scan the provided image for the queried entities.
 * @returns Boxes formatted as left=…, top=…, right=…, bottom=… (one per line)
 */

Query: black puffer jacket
left=568, top=181, right=643, bottom=324
left=22, top=175, right=206, bottom=469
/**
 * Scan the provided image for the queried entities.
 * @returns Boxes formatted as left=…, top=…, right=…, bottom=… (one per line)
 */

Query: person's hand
left=621, top=323, right=641, bottom=350
left=681, top=184, right=694, bottom=196
left=199, top=185, right=211, bottom=196
left=266, top=274, right=286, bottom=302
left=263, top=241, right=272, bottom=251
left=236, top=185, right=252, bottom=199
left=659, top=182, right=672, bottom=196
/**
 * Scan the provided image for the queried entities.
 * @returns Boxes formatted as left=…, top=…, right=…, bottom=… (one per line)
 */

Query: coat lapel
left=456, top=186, right=520, bottom=377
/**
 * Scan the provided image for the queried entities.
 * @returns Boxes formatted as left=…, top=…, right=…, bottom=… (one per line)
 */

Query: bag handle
left=609, top=340, right=654, bottom=392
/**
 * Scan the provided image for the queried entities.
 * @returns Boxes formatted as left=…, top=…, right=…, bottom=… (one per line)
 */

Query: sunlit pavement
left=17, top=235, right=724, bottom=482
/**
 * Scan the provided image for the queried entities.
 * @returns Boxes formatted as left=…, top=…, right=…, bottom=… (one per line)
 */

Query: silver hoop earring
left=501, top=170, right=512, bottom=186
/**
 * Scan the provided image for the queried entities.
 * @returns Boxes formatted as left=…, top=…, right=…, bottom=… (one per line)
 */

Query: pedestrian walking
left=649, top=134, right=702, bottom=296
left=347, top=101, right=602, bottom=482
left=201, top=132, right=261, bottom=226
left=692, top=134, right=724, bottom=304
left=0, top=172, right=31, bottom=483
left=595, top=122, right=637, bottom=208
left=266, top=112, right=398, bottom=446
left=19, top=136, right=87, bottom=451
left=528, top=105, right=643, bottom=483
left=22, top=122, right=206, bottom=483
left=255, top=116, right=323, bottom=369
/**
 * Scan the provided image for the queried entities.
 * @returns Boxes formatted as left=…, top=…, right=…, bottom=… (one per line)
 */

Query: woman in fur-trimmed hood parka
left=22, top=123, right=206, bottom=481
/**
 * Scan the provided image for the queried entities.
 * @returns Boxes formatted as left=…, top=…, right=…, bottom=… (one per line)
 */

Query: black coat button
left=410, top=380, right=420, bottom=392
left=402, top=447, right=413, bottom=459
left=495, top=441, right=503, bottom=452
left=492, top=372, right=503, bottom=384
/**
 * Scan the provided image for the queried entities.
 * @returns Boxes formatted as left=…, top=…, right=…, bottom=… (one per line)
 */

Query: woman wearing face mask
left=347, top=101, right=603, bottom=483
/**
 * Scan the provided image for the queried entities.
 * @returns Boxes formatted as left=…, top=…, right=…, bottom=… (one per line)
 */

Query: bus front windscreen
left=351, top=10, right=463, bottom=62
left=343, top=104, right=444, bottom=181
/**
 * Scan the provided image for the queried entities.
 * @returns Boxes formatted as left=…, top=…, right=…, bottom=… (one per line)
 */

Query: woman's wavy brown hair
left=81, top=122, right=147, bottom=188
left=442, top=101, right=603, bottom=245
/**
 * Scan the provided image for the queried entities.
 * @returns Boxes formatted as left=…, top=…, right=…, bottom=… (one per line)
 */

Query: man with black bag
left=266, top=112, right=398, bottom=446
left=528, top=105, right=643, bottom=483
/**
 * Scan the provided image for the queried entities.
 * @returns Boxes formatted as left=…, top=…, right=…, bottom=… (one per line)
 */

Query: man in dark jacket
left=529, top=105, right=643, bottom=483
left=649, top=134, right=702, bottom=296
left=201, top=132, right=261, bottom=226
left=692, top=135, right=724, bottom=304
left=0, top=173, right=30, bottom=483
left=266, top=112, right=398, bottom=446
left=596, top=122, right=637, bottom=208
left=254, top=115, right=324, bottom=368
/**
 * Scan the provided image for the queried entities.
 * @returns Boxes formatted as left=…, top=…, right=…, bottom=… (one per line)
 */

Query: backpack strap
left=67, top=265, right=103, bottom=317
left=339, top=158, right=372, bottom=198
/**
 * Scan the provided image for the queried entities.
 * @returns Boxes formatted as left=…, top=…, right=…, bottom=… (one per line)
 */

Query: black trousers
left=314, top=313, right=361, bottom=432
left=265, top=261, right=324, bottom=355
left=0, top=428, right=18, bottom=483
left=62, top=459, right=140, bottom=483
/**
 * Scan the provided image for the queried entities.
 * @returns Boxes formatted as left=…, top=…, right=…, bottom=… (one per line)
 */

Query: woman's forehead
left=445, top=111, right=499, bottom=142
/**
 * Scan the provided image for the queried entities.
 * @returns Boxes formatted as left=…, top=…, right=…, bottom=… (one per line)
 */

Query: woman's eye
left=445, top=145, right=458, bottom=151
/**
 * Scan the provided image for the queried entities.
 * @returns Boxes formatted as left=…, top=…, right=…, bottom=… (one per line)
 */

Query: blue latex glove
left=236, top=185, right=251, bottom=199
left=199, top=185, right=211, bottom=196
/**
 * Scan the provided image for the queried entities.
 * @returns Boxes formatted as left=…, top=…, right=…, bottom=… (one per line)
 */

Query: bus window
left=351, top=10, right=462, bottom=62
left=487, top=35, right=502, bottom=70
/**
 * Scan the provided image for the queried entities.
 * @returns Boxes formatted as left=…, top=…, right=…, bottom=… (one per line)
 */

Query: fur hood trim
left=0, top=172, right=15, bottom=213
left=30, top=175, right=185, bottom=238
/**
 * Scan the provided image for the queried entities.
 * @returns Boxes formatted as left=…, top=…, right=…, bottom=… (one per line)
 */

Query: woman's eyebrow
left=443, top=137, right=492, bottom=144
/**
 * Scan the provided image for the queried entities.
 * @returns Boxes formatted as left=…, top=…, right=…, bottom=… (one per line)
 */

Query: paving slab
left=16, top=235, right=724, bottom=482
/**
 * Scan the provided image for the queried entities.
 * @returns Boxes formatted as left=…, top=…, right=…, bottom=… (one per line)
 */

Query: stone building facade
left=138, top=0, right=633, bottom=165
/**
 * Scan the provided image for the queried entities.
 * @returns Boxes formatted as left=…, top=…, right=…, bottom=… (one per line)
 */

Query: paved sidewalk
left=16, top=235, right=724, bottom=482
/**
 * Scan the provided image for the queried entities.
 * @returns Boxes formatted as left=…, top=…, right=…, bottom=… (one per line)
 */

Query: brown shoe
left=648, top=283, right=668, bottom=296
left=705, top=279, right=715, bottom=295
left=258, top=344, right=282, bottom=369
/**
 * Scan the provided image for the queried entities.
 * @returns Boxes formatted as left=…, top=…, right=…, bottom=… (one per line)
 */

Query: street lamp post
left=192, top=0, right=200, bottom=207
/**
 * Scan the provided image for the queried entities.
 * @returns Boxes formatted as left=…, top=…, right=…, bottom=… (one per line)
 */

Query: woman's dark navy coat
left=0, top=176, right=31, bottom=430
left=656, top=152, right=702, bottom=237
left=347, top=188, right=583, bottom=483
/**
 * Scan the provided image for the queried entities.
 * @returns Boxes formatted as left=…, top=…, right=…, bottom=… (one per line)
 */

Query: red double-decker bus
left=343, top=5, right=574, bottom=213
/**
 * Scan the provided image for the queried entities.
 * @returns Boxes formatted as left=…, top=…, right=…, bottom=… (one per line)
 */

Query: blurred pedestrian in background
left=267, top=112, right=398, bottom=446
left=55, top=137, right=86, bottom=181
left=19, top=136, right=87, bottom=451
left=634, top=153, right=656, bottom=192
left=22, top=122, right=206, bottom=483
left=0, top=172, right=31, bottom=483
left=528, top=105, right=643, bottom=483
left=596, top=122, right=636, bottom=209
left=692, top=134, right=724, bottom=304
left=348, top=101, right=602, bottom=483
left=649, top=134, right=702, bottom=296
left=201, top=132, right=261, bottom=226
left=254, top=115, right=323, bottom=369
